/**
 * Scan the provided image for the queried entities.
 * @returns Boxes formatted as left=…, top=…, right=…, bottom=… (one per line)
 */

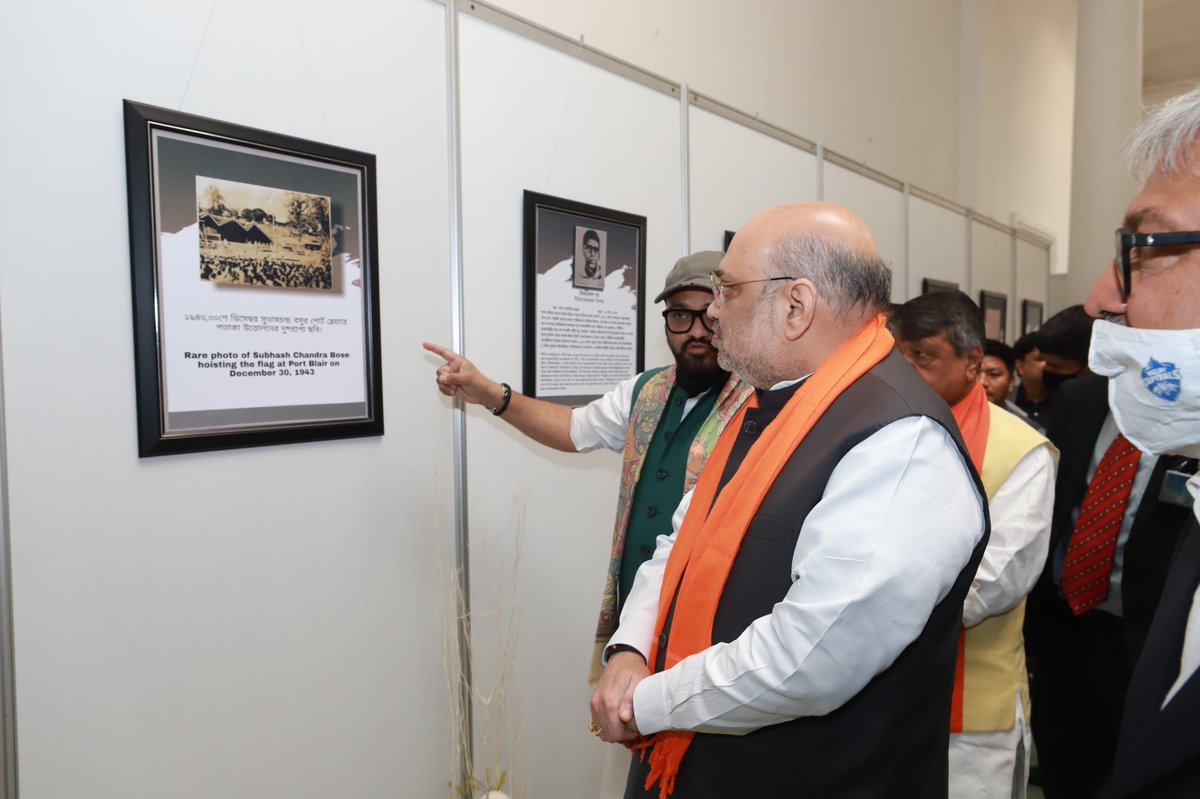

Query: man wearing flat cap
left=426, top=251, right=753, bottom=678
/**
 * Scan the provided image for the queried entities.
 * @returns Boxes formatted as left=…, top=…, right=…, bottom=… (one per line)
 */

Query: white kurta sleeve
left=630, top=415, right=986, bottom=735
left=569, top=373, right=640, bottom=453
left=961, top=442, right=1057, bottom=628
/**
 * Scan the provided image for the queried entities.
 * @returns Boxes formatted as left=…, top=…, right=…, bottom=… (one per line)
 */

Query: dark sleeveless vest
left=627, top=349, right=990, bottom=799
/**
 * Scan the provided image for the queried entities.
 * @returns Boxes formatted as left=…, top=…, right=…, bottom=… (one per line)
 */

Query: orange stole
left=947, top=381, right=991, bottom=733
left=637, top=315, right=895, bottom=798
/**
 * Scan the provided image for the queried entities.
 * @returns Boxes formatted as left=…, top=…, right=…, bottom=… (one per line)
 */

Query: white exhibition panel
left=688, top=106, right=818, bottom=251
left=970, top=220, right=1017, bottom=342
left=458, top=13, right=683, bottom=797
left=821, top=163, right=907, bottom=302
left=1016, top=238, right=1052, bottom=334
left=0, top=2, right=454, bottom=798
left=907, top=196, right=969, bottom=299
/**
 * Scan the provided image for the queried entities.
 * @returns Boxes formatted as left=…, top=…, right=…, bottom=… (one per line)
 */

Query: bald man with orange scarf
left=589, top=204, right=989, bottom=798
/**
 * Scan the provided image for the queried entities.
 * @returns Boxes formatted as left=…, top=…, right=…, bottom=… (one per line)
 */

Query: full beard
left=674, top=340, right=726, bottom=393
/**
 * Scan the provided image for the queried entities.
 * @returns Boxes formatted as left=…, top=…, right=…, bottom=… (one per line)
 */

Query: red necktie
left=1060, top=434, right=1143, bottom=615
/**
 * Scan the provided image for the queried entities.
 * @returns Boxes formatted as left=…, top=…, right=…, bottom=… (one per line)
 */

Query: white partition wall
left=0, top=2, right=455, bottom=798
left=457, top=10, right=683, bottom=796
left=687, top=98, right=819, bottom=252
left=1016, top=235, right=1053, bottom=334
left=821, top=158, right=908, bottom=302
left=907, top=193, right=970, bottom=300
left=970, top=217, right=1018, bottom=342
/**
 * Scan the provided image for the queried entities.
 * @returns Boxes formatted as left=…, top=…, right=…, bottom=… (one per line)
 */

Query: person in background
left=981, top=338, right=1045, bottom=433
left=891, top=291, right=1055, bottom=799
left=426, top=252, right=753, bottom=681
left=1011, top=333, right=1051, bottom=427
left=1032, top=305, right=1094, bottom=429
left=592, top=203, right=987, bottom=798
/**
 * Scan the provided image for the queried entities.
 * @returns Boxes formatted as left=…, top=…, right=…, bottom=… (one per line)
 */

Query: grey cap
left=654, top=250, right=724, bottom=303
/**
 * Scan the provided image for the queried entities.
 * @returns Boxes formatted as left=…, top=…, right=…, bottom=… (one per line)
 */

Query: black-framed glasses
left=1114, top=228, right=1200, bottom=299
left=662, top=307, right=714, bottom=334
left=708, top=271, right=793, bottom=299
left=583, top=243, right=600, bottom=253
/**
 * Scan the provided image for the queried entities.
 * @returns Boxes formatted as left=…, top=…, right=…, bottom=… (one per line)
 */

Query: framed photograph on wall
left=980, top=290, right=1008, bottom=343
left=723, top=229, right=736, bottom=252
left=123, top=100, right=383, bottom=456
left=522, top=191, right=646, bottom=406
left=922, top=278, right=959, bottom=294
left=1022, top=299, right=1044, bottom=334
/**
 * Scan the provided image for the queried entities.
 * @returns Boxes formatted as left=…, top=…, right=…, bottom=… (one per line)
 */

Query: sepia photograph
left=197, top=177, right=333, bottom=290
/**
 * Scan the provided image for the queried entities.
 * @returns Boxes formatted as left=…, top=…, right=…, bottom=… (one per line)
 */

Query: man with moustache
left=426, top=251, right=753, bottom=679
left=1079, top=85, right=1200, bottom=798
left=591, top=204, right=987, bottom=798
left=580, top=229, right=603, bottom=279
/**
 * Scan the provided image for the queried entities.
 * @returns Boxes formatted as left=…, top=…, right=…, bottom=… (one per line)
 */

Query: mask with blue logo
left=1089, top=319, right=1200, bottom=458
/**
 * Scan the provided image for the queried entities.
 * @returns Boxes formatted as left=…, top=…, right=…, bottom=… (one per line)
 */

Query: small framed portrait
left=573, top=226, right=607, bottom=290
left=123, top=100, right=383, bottom=456
left=522, top=191, right=646, bottom=406
left=980, top=290, right=1008, bottom=343
left=1022, top=299, right=1044, bottom=334
left=922, top=278, right=959, bottom=294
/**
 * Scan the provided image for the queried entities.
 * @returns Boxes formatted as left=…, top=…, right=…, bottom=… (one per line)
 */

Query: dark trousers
left=1029, top=601, right=1133, bottom=799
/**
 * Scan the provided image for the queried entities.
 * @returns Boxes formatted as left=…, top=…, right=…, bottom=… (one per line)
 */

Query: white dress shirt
left=569, top=372, right=712, bottom=453
left=1163, top=475, right=1200, bottom=706
left=607, top=414, right=986, bottom=736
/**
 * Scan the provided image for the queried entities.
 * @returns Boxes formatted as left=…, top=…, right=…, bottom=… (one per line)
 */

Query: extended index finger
left=422, top=341, right=461, bottom=364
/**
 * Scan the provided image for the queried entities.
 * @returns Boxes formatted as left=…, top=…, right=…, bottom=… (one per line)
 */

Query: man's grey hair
left=762, top=234, right=892, bottom=320
left=1127, top=84, right=1200, bottom=178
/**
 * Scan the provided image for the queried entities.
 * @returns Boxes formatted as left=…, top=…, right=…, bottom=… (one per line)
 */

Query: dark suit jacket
left=1034, top=374, right=1195, bottom=656
left=1100, top=520, right=1200, bottom=798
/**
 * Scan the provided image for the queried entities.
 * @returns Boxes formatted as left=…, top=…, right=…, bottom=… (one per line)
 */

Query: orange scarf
left=947, top=379, right=990, bottom=733
left=637, top=314, right=895, bottom=798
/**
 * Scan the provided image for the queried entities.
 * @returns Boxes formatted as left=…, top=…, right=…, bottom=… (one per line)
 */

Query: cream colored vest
left=961, top=403, right=1050, bottom=731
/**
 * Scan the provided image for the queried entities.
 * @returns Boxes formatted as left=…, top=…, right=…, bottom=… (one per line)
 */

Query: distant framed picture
left=723, top=230, right=736, bottom=252
left=922, top=278, right=959, bottom=294
left=123, top=100, right=383, bottom=456
left=522, top=191, right=646, bottom=406
left=980, top=290, right=1008, bottom=343
left=520, top=191, right=643, bottom=405
left=1022, top=299, right=1044, bottom=335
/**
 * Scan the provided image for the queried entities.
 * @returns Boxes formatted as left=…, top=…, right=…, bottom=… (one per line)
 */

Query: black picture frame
left=123, top=100, right=383, bottom=456
left=522, top=191, right=646, bottom=406
left=1022, top=299, right=1044, bottom=335
left=921, top=278, right=959, bottom=294
left=980, top=290, right=1008, bottom=343
left=723, top=230, right=736, bottom=252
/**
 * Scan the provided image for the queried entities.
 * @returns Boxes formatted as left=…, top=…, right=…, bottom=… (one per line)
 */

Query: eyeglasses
left=1114, top=228, right=1200, bottom=300
left=708, top=271, right=793, bottom=299
left=583, top=244, right=600, bottom=254
left=662, top=307, right=714, bottom=334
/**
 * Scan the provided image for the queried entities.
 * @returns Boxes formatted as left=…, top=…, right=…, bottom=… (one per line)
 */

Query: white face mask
left=1089, top=319, right=1200, bottom=458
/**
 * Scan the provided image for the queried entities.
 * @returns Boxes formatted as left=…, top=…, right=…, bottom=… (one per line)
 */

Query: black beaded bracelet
left=490, top=382, right=512, bottom=416
left=605, top=643, right=646, bottom=662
